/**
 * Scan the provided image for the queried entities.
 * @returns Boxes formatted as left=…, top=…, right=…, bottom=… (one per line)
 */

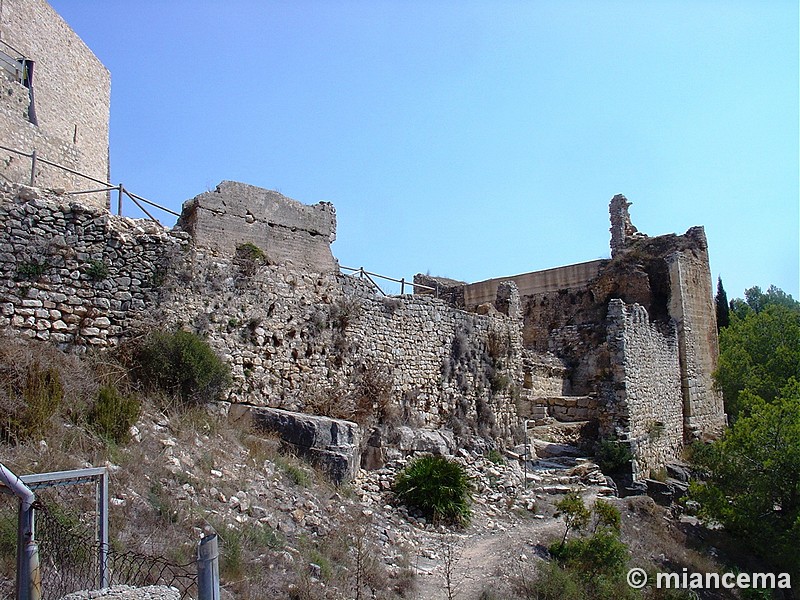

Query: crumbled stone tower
left=420, top=195, right=726, bottom=478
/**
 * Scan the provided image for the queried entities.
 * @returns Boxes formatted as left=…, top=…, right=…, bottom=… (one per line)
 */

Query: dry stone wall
left=0, top=184, right=186, bottom=347
left=605, top=299, right=684, bottom=479
left=0, top=183, right=524, bottom=450
left=153, top=247, right=524, bottom=441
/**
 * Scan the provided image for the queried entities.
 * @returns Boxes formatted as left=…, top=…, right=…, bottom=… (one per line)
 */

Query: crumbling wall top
left=609, top=194, right=647, bottom=257
left=177, top=181, right=338, bottom=272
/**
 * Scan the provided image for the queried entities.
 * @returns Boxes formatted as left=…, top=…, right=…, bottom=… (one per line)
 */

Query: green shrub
left=595, top=437, right=633, bottom=474
left=236, top=242, right=267, bottom=263
left=235, top=242, right=268, bottom=276
left=274, top=455, right=311, bottom=487
left=550, top=529, right=629, bottom=578
left=592, top=499, right=621, bottom=533
left=394, top=455, right=473, bottom=526
left=1, top=362, right=63, bottom=442
left=15, top=260, right=46, bottom=281
left=133, top=329, right=230, bottom=405
left=85, top=259, right=109, bottom=281
left=515, top=560, right=587, bottom=600
left=486, top=449, right=505, bottom=465
left=87, top=385, right=141, bottom=444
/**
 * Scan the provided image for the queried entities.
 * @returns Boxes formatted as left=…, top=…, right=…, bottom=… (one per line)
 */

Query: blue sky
left=49, top=1, right=798, bottom=300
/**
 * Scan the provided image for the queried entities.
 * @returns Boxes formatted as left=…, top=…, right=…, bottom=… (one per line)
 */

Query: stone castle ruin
left=0, top=0, right=110, bottom=209
left=0, top=0, right=725, bottom=483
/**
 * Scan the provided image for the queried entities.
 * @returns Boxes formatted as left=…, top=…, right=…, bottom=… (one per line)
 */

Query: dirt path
left=411, top=511, right=565, bottom=600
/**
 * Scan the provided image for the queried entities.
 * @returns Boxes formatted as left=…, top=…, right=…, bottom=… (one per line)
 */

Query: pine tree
left=715, top=276, right=730, bottom=331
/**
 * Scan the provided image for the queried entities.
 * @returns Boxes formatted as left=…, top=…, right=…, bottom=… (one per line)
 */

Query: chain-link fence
left=0, top=465, right=204, bottom=600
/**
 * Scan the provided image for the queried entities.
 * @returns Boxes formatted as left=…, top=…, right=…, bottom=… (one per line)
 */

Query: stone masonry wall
left=666, top=231, right=726, bottom=440
left=0, top=0, right=110, bottom=209
left=1, top=77, right=82, bottom=191
left=0, top=184, right=186, bottom=347
left=605, top=299, right=684, bottom=479
left=153, top=248, right=523, bottom=440
left=177, top=181, right=338, bottom=273
left=0, top=184, right=523, bottom=446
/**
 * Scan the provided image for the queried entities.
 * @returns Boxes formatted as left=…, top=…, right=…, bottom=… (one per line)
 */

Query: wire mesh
left=1, top=471, right=198, bottom=599
left=0, top=491, right=17, bottom=599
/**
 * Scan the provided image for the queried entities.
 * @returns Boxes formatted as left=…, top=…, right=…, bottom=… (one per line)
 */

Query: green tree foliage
left=595, top=437, right=633, bottom=475
left=692, top=285, right=800, bottom=578
left=554, top=492, right=591, bottom=547
left=394, top=455, right=473, bottom=526
left=715, top=286, right=799, bottom=419
left=133, top=329, right=231, bottom=405
left=715, top=276, right=730, bottom=330
left=530, top=497, right=636, bottom=600
left=691, top=380, right=800, bottom=578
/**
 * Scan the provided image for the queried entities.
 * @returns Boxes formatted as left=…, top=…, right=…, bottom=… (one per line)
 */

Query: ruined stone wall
left=462, top=260, right=605, bottom=309
left=0, top=184, right=185, bottom=347
left=0, top=0, right=110, bottom=209
left=605, top=300, right=684, bottom=479
left=0, top=184, right=523, bottom=445
left=155, top=249, right=523, bottom=440
left=177, top=181, right=338, bottom=273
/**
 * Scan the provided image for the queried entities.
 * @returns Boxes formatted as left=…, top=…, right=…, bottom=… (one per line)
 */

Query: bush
left=133, top=329, right=230, bottom=405
left=87, top=385, right=141, bottom=444
left=550, top=529, right=629, bottom=578
left=394, top=455, right=472, bottom=526
left=595, top=437, right=633, bottom=474
left=85, top=259, right=109, bottom=281
left=0, top=362, right=63, bottom=443
left=235, top=242, right=268, bottom=276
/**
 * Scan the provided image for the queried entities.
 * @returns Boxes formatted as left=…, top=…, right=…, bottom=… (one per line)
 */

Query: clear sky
left=49, top=0, right=798, bottom=300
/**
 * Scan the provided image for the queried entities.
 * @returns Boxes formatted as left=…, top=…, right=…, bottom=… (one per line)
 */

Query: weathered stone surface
left=1, top=0, right=110, bottom=210
left=177, top=181, right=337, bottom=272
left=60, top=585, right=180, bottom=600
left=243, top=405, right=361, bottom=484
left=0, top=184, right=723, bottom=483
left=532, top=439, right=582, bottom=459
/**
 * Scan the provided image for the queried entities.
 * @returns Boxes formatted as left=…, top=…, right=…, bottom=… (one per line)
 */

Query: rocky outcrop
left=239, top=405, right=361, bottom=484
left=60, top=585, right=180, bottom=600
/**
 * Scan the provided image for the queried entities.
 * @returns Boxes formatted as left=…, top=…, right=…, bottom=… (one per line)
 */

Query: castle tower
left=0, top=0, right=110, bottom=209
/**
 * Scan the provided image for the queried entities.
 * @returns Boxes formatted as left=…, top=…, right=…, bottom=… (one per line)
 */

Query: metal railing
left=0, top=39, right=27, bottom=84
left=0, top=463, right=219, bottom=600
left=340, top=265, right=435, bottom=296
left=0, top=144, right=179, bottom=226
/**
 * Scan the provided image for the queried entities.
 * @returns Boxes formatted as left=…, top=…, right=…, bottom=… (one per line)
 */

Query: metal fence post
left=1, top=463, right=36, bottom=600
left=197, top=534, right=220, bottom=600
left=97, top=470, right=109, bottom=588
left=29, top=149, right=37, bottom=187
left=117, top=184, right=124, bottom=216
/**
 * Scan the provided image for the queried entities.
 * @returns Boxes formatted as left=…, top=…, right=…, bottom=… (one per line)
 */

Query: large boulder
left=239, top=406, right=360, bottom=484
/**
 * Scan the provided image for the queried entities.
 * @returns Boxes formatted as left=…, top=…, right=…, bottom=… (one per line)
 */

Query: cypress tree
left=715, top=276, right=730, bottom=331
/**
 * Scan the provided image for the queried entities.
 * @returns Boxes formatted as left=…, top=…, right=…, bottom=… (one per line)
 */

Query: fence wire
left=1, top=474, right=197, bottom=599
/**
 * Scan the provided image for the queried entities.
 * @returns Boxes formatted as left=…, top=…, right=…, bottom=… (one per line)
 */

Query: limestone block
left=177, top=181, right=338, bottom=273
left=243, top=405, right=360, bottom=484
